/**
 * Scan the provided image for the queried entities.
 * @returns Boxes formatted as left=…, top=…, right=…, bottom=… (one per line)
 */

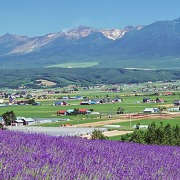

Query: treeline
left=121, top=122, right=180, bottom=146
left=0, top=68, right=179, bottom=88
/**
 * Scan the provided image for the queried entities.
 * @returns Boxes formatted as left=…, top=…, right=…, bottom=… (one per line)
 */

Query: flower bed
left=0, top=130, right=179, bottom=179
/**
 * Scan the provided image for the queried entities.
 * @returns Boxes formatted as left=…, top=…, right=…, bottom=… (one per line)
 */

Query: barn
left=57, top=110, right=67, bottom=115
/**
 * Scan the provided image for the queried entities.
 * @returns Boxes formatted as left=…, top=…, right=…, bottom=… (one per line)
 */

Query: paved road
left=8, top=126, right=108, bottom=137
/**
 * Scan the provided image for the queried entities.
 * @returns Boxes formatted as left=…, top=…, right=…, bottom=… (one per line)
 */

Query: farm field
left=0, top=89, right=179, bottom=129
left=0, top=81, right=179, bottom=140
left=0, top=92, right=179, bottom=118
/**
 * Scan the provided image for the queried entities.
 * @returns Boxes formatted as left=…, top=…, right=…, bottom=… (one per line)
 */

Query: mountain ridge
left=0, top=25, right=143, bottom=55
left=0, top=17, right=180, bottom=70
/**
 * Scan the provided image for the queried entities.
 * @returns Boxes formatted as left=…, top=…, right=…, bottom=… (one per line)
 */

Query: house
left=15, top=117, right=34, bottom=125
left=69, top=96, right=76, bottom=100
left=80, top=101, right=90, bottom=105
left=57, top=110, right=67, bottom=115
left=174, top=100, right=180, bottom=106
left=9, top=95, right=16, bottom=104
left=22, top=118, right=34, bottom=125
left=90, top=100, right=97, bottom=105
left=167, top=107, right=180, bottom=112
left=164, top=92, right=172, bottom=96
left=99, top=99, right=105, bottom=104
left=103, top=125, right=121, bottom=128
left=156, top=98, right=165, bottom=103
left=32, top=102, right=41, bottom=106
left=62, top=96, right=69, bottom=99
left=76, top=96, right=84, bottom=100
left=90, top=112, right=100, bottom=115
left=53, top=101, right=67, bottom=106
left=78, top=108, right=89, bottom=114
left=66, top=109, right=74, bottom=115
left=143, top=108, right=159, bottom=114
left=133, top=125, right=149, bottom=129
left=143, top=98, right=150, bottom=103
left=113, top=98, right=122, bottom=103
left=14, top=119, right=24, bottom=126
left=26, top=94, right=33, bottom=99
left=16, top=100, right=29, bottom=105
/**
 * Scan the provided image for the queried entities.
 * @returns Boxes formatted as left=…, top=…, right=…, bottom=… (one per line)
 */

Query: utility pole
left=129, top=114, right=132, bottom=127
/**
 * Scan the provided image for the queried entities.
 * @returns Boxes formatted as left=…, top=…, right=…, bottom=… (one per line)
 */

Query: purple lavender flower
left=0, top=130, right=179, bottom=179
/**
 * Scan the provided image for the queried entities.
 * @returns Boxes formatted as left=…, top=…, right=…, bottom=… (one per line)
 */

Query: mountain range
left=0, top=17, right=180, bottom=70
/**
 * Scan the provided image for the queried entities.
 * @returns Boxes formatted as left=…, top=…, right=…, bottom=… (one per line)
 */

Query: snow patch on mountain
left=99, top=29, right=126, bottom=40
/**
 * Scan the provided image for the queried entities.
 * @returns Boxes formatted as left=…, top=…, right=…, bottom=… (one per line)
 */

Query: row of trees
left=121, top=122, right=180, bottom=146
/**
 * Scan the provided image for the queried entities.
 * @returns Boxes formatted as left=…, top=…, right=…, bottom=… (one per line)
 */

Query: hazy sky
left=0, top=0, right=180, bottom=37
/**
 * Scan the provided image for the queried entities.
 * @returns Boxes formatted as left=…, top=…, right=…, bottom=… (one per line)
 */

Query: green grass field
left=114, top=117, right=180, bottom=128
left=0, top=92, right=179, bottom=128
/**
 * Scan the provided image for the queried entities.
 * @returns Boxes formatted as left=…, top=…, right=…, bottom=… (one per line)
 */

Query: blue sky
left=0, top=0, right=180, bottom=37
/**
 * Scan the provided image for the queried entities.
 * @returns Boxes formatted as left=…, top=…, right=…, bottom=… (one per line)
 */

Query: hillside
left=0, top=68, right=179, bottom=88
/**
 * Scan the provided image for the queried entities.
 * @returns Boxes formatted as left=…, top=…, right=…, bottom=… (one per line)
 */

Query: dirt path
left=103, top=130, right=133, bottom=137
left=74, top=118, right=131, bottom=127
left=82, top=130, right=133, bottom=139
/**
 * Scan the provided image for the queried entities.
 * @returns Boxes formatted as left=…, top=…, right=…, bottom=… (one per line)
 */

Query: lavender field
left=0, top=130, right=180, bottom=180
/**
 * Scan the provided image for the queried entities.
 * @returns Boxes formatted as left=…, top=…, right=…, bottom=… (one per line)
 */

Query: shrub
left=91, top=129, right=108, bottom=140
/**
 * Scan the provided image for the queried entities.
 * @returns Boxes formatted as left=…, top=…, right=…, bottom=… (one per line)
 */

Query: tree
left=156, top=97, right=160, bottom=102
left=134, top=122, right=140, bottom=130
left=121, top=133, right=132, bottom=142
left=91, top=129, right=108, bottom=140
left=73, top=108, right=79, bottom=115
left=155, top=122, right=164, bottom=145
left=0, top=123, right=3, bottom=129
left=2, top=111, right=16, bottom=126
left=173, top=125, right=180, bottom=145
left=158, top=106, right=166, bottom=112
left=28, top=98, right=35, bottom=104
left=117, top=107, right=124, bottom=114
left=163, top=123, right=173, bottom=145
left=145, top=121, right=157, bottom=144
left=131, top=130, right=146, bottom=144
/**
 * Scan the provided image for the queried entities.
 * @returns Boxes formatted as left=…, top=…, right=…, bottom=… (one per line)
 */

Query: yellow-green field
left=46, top=62, right=98, bottom=68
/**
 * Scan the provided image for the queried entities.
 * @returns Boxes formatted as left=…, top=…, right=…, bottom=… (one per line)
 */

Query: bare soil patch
left=103, top=130, right=133, bottom=137
left=74, top=118, right=131, bottom=128
left=82, top=130, right=133, bottom=139
left=36, top=79, right=57, bottom=86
